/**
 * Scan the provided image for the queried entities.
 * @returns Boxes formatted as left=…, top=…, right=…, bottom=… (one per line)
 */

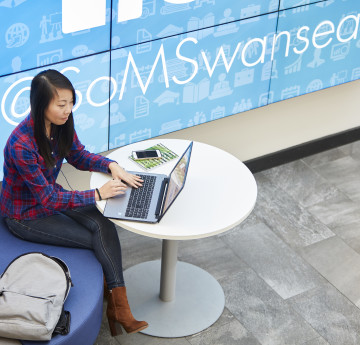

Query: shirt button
left=51, top=152, right=54, bottom=154
left=51, top=137, right=53, bottom=140
left=54, top=165, right=57, bottom=168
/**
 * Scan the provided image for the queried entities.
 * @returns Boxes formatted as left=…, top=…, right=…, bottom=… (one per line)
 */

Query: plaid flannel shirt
left=0, top=115, right=113, bottom=220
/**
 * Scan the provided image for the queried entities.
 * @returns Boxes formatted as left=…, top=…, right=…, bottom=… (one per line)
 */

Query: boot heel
left=108, top=318, right=123, bottom=336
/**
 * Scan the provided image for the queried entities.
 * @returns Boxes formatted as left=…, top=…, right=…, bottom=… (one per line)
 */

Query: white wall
left=157, top=80, right=360, bottom=161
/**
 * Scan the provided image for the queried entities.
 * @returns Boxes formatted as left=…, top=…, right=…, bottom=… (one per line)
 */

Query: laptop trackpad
left=103, top=189, right=131, bottom=219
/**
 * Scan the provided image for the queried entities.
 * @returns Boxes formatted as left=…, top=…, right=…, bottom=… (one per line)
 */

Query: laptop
left=103, top=141, right=193, bottom=223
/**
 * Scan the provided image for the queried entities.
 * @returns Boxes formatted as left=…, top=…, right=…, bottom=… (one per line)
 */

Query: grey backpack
left=0, top=252, right=72, bottom=341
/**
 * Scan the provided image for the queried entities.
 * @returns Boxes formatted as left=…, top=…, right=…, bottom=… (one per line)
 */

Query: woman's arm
left=65, top=131, right=113, bottom=173
left=67, top=132, right=143, bottom=188
left=13, top=141, right=95, bottom=211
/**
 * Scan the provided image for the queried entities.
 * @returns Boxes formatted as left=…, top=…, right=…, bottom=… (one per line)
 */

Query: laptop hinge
left=155, top=177, right=169, bottom=218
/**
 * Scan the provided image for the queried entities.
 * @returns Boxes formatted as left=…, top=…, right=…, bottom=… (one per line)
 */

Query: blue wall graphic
left=0, top=0, right=359, bottom=180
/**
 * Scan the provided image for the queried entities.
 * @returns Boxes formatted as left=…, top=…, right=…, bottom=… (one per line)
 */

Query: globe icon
left=6, top=23, right=30, bottom=48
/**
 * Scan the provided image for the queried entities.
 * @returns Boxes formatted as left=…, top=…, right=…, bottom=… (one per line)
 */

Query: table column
left=160, top=240, right=178, bottom=302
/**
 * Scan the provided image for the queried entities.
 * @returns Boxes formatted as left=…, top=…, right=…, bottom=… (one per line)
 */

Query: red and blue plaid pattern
left=0, top=115, right=113, bottom=220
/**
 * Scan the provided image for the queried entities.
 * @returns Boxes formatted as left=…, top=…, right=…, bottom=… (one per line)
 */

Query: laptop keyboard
left=125, top=174, right=156, bottom=219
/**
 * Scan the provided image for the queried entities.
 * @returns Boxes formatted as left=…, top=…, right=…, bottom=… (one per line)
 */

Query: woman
left=0, top=69, right=148, bottom=336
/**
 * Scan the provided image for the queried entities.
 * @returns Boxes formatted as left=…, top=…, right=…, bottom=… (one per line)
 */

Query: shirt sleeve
left=13, top=141, right=95, bottom=211
left=66, top=131, right=115, bottom=173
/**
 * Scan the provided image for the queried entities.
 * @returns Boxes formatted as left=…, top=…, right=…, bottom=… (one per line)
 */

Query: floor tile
left=306, top=193, right=360, bottom=227
left=311, top=156, right=360, bottom=202
left=288, top=283, right=360, bottom=345
left=330, top=220, right=360, bottom=254
left=221, top=269, right=320, bottom=345
left=253, top=173, right=334, bottom=249
left=178, top=236, right=248, bottom=281
left=299, top=236, right=360, bottom=307
left=187, top=318, right=261, bottom=345
left=217, top=212, right=263, bottom=236
left=222, top=223, right=324, bottom=299
left=306, top=192, right=360, bottom=229
left=262, top=160, right=339, bottom=207
left=339, top=140, right=360, bottom=161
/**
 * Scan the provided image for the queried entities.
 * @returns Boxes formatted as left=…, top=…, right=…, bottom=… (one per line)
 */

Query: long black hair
left=30, top=69, right=76, bottom=168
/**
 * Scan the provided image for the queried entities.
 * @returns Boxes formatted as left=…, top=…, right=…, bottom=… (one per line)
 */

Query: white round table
left=90, top=139, right=257, bottom=337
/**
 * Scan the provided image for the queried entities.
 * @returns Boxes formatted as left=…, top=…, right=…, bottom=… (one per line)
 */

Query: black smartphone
left=132, top=149, right=162, bottom=160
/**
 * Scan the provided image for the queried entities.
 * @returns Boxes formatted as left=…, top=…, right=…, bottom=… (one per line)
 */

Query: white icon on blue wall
left=62, top=0, right=195, bottom=34
left=135, top=96, right=150, bottom=118
left=307, top=49, right=325, bottom=68
left=281, top=85, right=300, bottom=100
left=214, top=9, right=238, bottom=37
left=233, top=99, right=252, bottom=113
left=137, top=29, right=152, bottom=53
left=37, top=50, right=63, bottom=67
left=211, top=106, right=225, bottom=120
left=193, top=0, right=215, bottom=9
left=234, top=69, right=254, bottom=87
left=40, top=13, right=63, bottom=43
left=113, top=134, right=126, bottom=148
left=74, top=113, right=95, bottom=131
left=258, top=92, right=273, bottom=106
left=306, top=79, right=323, bottom=93
left=160, top=0, right=192, bottom=15
left=130, top=129, right=152, bottom=143
left=183, top=78, right=210, bottom=103
left=109, top=103, right=127, bottom=124
left=241, top=5, right=261, bottom=22
left=330, top=70, right=347, bottom=86
left=352, top=68, right=360, bottom=81
left=209, top=73, right=232, bottom=100
left=6, top=23, right=29, bottom=48
left=154, top=90, right=180, bottom=106
left=159, top=119, right=182, bottom=134
left=187, top=14, right=215, bottom=40
left=141, top=0, right=156, bottom=19
left=158, top=57, right=188, bottom=83
left=284, top=55, right=302, bottom=75
left=330, top=42, right=350, bottom=61
left=0, top=0, right=26, bottom=8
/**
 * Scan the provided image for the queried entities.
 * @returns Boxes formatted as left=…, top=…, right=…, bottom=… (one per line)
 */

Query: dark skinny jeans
left=4, top=205, right=124, bottom=290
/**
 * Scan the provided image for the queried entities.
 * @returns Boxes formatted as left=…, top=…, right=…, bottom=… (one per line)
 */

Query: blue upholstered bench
left=0, top=217, right=104, bottom=345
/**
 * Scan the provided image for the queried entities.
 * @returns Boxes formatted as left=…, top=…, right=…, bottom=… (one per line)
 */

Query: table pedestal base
left=124, top=260, right=225, bottom=338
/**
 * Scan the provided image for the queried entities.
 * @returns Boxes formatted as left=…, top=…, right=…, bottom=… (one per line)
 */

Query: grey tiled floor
left=60, top=141, right=360, bottom=345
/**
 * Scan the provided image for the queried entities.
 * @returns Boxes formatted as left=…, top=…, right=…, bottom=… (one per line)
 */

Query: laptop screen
left=161, top=142, right=193, bottom=217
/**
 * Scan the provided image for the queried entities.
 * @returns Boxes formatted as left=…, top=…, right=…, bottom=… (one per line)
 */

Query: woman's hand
left=96, top=179, right=128, bottom=201
left=108, top=162, right=143, bottom=188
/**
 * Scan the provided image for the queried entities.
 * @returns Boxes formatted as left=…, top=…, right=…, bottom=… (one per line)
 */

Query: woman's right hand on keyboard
left=96, top=180, right=128, bottom=200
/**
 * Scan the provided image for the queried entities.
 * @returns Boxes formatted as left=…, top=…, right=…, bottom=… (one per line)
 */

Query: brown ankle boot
left=106, top=286, right=148, bottom=336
